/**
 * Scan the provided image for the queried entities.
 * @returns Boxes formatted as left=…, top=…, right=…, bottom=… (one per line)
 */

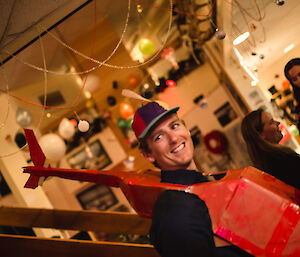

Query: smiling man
left=131, top=101, right=253, bottom=257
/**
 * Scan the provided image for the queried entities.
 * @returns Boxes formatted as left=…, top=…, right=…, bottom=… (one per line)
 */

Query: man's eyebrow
left=149, top=118, right=180, bottom=140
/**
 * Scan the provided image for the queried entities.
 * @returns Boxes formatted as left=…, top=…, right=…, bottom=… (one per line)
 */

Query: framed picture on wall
left=67, top=139, right=112, bottom=170
left=76, top=184, right=118, bottom=211
left=214, top=102, right=237, bottom=127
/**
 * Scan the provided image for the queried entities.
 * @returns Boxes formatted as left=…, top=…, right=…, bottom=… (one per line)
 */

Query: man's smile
left=171, top=142, right=185, bottom=153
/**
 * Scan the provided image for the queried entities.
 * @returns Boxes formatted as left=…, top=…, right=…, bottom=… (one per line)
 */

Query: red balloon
left=120, top=102, right=134, bottom=119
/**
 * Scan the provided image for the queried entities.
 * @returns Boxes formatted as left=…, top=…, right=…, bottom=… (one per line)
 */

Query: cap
left=132, top=101, right=179, bottom=140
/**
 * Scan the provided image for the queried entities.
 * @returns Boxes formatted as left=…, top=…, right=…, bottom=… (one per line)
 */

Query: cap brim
left=139, top=106, right=179, bottom=139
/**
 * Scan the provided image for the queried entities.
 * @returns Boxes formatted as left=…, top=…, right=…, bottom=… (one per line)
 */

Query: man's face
left=260, top=111, right=283, bottom=144
left=288, top=65, right=300, bottom=88
left=143, top=114, right=196, bottom=170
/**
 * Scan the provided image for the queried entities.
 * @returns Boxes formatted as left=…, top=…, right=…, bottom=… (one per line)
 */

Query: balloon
left=215, top=29, right=226, bottom=40
left=128, top=76, right=140, bottom=87
left=84, top=74, right=100, bottom=93
left=39, top=133, right=66, bottom=162
left=138, top=38, right=155, bottom=55
left=58, top=118, right=75, bottom=140
left=86, top=99, right=95, bottom=109
left=139, top=83, right=154, bottom=99
left=107, top=96, right=117, bottom=106
left=78, top=120, right=90, bottom=132
left=118, top=118, right=127, bottom=129
left=14, top=133, right=26, bottom=148
left=16, top=107, right=32, bottom=127
left=120, top=102, right=134, bottom=119
left=127, top=118, right=133, bottom=130
left=70, top=119, right=78, bottom=127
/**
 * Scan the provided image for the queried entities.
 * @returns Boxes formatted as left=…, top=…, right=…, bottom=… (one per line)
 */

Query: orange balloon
left=282, top=80, right=290, bottom=90
left=128, top=76, right=140, bottom=87
left=120, top=102, right=134, bottom=119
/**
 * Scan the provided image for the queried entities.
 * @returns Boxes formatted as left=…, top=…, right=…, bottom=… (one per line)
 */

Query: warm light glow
left=284, top=43, right=294, bottom=53
left=84, top=91, right=92, bottom=98
left=46, top=113, right=52, bottom=118
left=233, top=32, right=250, bottom=46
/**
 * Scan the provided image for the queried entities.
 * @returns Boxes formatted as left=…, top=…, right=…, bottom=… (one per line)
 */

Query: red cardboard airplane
left=23, top=129, right=300, bottom=256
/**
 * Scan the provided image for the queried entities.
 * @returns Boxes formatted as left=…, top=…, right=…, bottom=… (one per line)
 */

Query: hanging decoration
left=139, top=83, right=154, bottom=99
left=215, top=29, right=226, bottom=40
left=203, top=130, right=228, bottom=155
left=107, top=96, right=117, bottom=106
left=78, top=120, right=90, bottom=132
left=118, top=118, right=128, bottom=130
left=128, top=75, right=140, bottom=87
left=162, top=48, right=179, bottom=69
left=39, top=133, right=66, bottom=162
left=138, top=38, right=155, bottom=55
left=126, top=117, right=133, bottom=130
left=58, top=118, right=76, bottom=140
left=70, top=119, right=78, bottom=127
left=166, top=80, right=176, bottom=87
left=14, top=133, right=27, bottom=148
left=16, top=107, right=33, bottom=127
left=83, top=74, right=101, bottom=93
left=120, top=102, right=134, bottom=119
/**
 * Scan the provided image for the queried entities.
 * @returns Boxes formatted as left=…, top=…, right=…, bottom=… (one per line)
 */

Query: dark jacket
left=260, top=151, right=300, bottom=190
left=149, top=169, right=253, bottom=257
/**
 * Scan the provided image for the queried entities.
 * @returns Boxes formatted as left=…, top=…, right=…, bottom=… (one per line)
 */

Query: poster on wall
left=214, top=102, right=237, bottom=127
left=77, top=184, right=118, bottom=211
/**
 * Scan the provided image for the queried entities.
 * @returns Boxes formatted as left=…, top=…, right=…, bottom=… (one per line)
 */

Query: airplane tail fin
left=24, top=129, right=49, bottom=189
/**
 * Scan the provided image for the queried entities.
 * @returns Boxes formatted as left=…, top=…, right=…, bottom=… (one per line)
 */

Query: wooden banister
left=0, top=206, right=151, bottom=235
left=0, top=234, right=159, bottom=257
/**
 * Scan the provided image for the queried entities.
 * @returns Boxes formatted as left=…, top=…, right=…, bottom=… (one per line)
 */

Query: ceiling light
left=284, top=43, right=294, bottom=53
left=233, top=32, right=250, bottom=46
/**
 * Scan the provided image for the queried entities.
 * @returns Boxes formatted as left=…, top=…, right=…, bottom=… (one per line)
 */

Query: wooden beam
left=0, top=206, right=151, bottom=235
left=0, top=234, right=160, bottom=257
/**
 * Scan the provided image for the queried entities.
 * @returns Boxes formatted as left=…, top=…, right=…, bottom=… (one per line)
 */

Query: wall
left=158, top=62, right=219, bottom=117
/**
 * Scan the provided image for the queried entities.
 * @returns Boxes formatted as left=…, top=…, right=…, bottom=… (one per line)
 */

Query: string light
left=7, top=0, right=174, bottom=75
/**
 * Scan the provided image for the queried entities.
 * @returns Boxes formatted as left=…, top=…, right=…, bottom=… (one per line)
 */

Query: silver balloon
left=16, top=107, right=33, bottom=127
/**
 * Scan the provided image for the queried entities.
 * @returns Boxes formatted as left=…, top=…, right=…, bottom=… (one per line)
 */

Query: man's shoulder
left=154, top=189, right=207, bottom=211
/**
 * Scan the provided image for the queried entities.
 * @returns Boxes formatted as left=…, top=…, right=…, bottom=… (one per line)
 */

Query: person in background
left=284, top=58, right=300, bottom=130
left=131, top=101, right=253, bottom=257
left=241, top=109, right=300, bottom=189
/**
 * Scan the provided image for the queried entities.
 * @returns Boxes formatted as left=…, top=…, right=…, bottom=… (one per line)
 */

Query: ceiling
left=225, top=0, right=300, bottom=93
left=0, top=0, right=300, bottom=96
left=0, top=0, right=216, bottom=92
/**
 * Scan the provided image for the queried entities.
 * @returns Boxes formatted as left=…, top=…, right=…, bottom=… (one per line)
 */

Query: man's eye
left=171, top=123, right=180, bottom=129
left=154, top=135, right=162, bottom=142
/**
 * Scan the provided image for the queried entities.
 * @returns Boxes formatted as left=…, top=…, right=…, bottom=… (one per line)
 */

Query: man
left=131, top=101, right=253, bottom=257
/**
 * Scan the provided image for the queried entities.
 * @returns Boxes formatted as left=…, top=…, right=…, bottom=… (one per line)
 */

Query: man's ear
left=141, top=150, right=156, bottom=163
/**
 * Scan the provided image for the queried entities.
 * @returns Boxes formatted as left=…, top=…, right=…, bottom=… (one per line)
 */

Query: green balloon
left=127, top=118, right=133, bottom=130
left=138, top=38, right=154, bottom=55
left=118, top=118, right=127, bottom=129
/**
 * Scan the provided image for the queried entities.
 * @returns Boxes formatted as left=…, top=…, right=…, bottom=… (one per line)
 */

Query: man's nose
left=168, top=131, right=178, bottom=143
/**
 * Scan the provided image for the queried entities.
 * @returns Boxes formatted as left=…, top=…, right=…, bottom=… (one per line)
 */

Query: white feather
left=121, top=89, right=150, bottom=102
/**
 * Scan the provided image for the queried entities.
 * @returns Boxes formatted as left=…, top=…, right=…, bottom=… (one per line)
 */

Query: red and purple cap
left=132, top=101, right=179, bottom=140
